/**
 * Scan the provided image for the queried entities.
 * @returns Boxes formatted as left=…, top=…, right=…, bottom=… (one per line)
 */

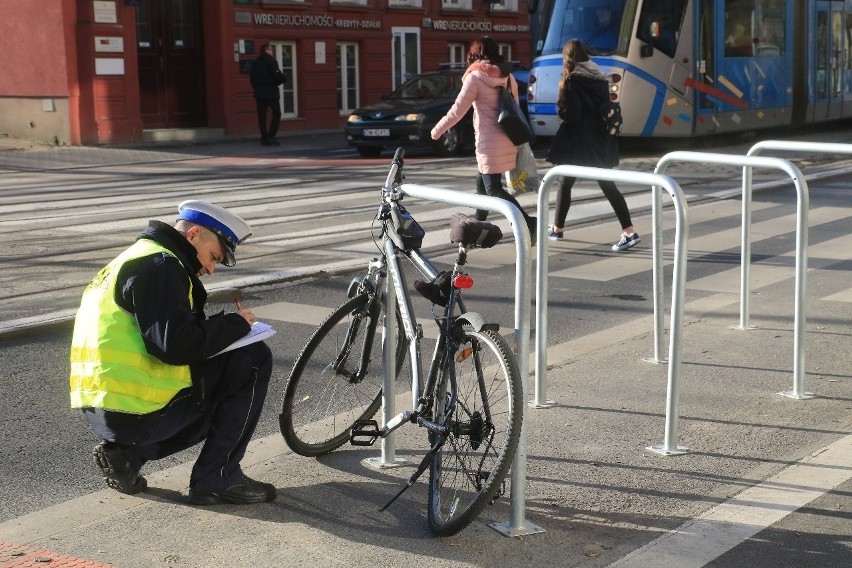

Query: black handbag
left=497, top=77, right=532, bottom=145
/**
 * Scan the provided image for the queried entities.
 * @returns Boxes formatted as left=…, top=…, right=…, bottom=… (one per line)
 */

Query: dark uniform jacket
left=546, top=74, right=619, bottom=168
left=115, top=221, right=251, bottom=387
left=250, top=52, right=282, bottom=100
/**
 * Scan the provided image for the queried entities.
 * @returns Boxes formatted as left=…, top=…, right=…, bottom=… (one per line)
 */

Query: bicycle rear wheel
left=427, top=327, right=523, bottom=536
left=279, top=293, right=405, bottom=457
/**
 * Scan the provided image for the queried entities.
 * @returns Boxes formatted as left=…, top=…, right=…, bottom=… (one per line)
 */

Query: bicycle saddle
left=449, top=213, right=502, bottom=248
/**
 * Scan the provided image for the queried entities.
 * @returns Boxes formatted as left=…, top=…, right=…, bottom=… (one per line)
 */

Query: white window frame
left=388, top=0, right=423, bottom=7
left=442, top=0, right=472, bottom=10
left=270, top=41, right=298, bottom=119
left=392, top=27, right=421, bottom=90
left=488, top=0, right=517, bottom=12
left=448, top=43, right=466, bottom=65
left=337, top=42, right=359, bottom=115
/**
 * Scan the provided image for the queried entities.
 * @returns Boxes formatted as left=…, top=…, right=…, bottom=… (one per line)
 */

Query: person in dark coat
left=250, top=44, right=283, bottom=146
left=545, top=39, right=640, bottom=251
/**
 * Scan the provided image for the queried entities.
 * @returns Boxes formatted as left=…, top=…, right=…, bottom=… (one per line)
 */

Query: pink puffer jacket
left=431, top=61, right=519, bottom=174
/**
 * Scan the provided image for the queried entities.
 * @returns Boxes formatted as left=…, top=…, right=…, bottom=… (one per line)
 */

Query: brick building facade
left=0, top=0, right=532, bottom=145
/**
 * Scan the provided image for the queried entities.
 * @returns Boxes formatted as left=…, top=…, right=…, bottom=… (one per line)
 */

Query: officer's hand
left=236, top=307, right=256, bottom=325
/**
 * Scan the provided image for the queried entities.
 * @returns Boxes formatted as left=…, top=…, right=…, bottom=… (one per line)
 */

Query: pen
left=234, top=297, right=242, bottom=311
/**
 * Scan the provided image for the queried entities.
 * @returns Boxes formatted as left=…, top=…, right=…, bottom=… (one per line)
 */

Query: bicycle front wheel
left=279, top=293, right=405, bottom=457
left=427, top=327, right=523, bottom=536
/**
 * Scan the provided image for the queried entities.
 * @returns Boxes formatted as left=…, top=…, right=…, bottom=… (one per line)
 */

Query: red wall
left=0, top=0, right=73, bottom=97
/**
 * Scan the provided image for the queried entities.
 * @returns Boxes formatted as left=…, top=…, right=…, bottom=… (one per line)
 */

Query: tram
left=527, top=1, right=852, bottom=138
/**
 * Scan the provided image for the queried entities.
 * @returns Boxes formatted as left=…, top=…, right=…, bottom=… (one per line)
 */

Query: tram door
left=136, top=0, right=206, bottom=129
left=813, top=1, right=845, bottom=120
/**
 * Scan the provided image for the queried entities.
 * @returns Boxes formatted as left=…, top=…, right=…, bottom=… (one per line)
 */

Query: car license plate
left=363, top=129, right=390, bottom=137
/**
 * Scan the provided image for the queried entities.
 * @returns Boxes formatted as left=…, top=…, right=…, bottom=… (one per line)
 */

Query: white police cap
left=176, top=200, right=252, bottom=266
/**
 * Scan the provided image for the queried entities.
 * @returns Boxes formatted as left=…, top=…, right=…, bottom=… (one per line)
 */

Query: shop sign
left=252, top=12, right=382, bottom=30
left=429, top=19, right=529, bottom=33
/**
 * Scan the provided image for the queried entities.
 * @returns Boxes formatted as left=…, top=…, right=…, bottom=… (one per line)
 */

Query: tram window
left=755, top=1, right=785, bottom=56
left=636, top=0, right=688, bottom=58
left=847, top=14, right=852, bottom=71
left=724, top=1, right=757, bottom=57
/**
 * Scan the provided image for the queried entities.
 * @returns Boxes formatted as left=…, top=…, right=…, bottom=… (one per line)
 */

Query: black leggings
left=553, top=177, right=633, bottom=230
left=474, top=172, right=534, bottom=225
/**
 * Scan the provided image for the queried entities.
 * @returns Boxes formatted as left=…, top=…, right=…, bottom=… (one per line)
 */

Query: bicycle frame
left=346, top=151, right=473, bottom=442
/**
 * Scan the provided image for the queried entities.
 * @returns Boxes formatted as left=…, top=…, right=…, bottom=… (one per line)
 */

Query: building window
left=330, top=0, right=368, bottom=5
left=389, top=0, right=423, bottom=7
left=271, top=42, right=297, bottom=118
left=489, top=0, right=518, bottom=12
left=498, top=43, right=512, bottom=62
left=442, top=0, right=472, bottom=10
left=337, top=43, right=359, bottom=115
left=448, top=43, right=465, bottom=65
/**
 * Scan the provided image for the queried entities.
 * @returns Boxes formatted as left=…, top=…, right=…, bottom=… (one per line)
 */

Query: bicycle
left=278, top=148, right=523, bottom=536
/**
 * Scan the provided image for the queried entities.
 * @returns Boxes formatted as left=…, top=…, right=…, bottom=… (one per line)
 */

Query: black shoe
left=261, top=138, right=273, bottom=146
left=269, top=137, right=280, bottom=146
left=188, top=474, right=277, bottom=505
left=526, top=217, right=538, bottom=247
left=93, top=442, right=147, bottom=495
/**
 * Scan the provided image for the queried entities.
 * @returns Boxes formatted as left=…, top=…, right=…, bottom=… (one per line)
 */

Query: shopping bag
left=505, top=143, right=540, bottom=194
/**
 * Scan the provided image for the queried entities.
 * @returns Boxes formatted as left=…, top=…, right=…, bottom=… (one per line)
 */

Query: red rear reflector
left=453, top=275, right=474, bottom=289
left=456, top=347, right=473, bottom=362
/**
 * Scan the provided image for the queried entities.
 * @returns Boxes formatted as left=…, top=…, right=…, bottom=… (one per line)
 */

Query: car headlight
left=395, top=113, right=425, bottom=123
left=347, top=114, right=362, bottom=123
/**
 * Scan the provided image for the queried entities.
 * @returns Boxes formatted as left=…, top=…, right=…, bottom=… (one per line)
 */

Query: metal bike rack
left=655, top=151, right=812, bottom=400
left=747, top=140, right=852, bottom=397
left=533, top=166, right=691, bottom=456
left=377, top=183, right=543, bottom=537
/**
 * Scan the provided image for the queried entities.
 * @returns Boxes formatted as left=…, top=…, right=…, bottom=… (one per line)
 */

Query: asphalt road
left=1, top=127, right=851, bottom=567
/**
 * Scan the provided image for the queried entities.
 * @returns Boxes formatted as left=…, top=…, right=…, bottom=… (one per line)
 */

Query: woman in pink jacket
left=431, top=36, right=536, bottom=241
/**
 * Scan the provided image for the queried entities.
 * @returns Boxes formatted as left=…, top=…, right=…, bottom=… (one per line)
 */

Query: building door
left=136, top=0, right=206, bottom=128
left=392, top=28, right=420, bottom=90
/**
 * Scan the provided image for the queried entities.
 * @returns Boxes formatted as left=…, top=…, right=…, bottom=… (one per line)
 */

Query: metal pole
left=533, top=177, right=557, bottom=408
left=380, top=261, right=398, bottom=463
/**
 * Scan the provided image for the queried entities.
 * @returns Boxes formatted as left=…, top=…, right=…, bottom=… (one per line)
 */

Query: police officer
left=70, top=200, right=276, bottom=505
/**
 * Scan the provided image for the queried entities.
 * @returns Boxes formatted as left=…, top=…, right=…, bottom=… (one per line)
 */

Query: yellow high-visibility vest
left=69, top=240, right=194, bottom=414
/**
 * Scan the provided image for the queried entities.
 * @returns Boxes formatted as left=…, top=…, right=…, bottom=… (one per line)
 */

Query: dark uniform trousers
left=83, top=341, right=273, bottom=491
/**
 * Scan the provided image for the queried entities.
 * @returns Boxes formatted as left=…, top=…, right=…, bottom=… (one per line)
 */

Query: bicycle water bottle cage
left=389, top=205, right=425, bottom=250
left=449, top=214, right=502, bottom=248
left=414, top=270, right=452, bottom=307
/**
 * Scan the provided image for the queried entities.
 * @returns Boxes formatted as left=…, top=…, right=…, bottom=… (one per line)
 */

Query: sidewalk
left=1, top=250, right=850, bottom=566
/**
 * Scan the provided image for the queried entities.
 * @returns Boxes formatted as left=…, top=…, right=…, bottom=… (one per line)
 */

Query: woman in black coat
left=545, top=39, right=639, bottom=252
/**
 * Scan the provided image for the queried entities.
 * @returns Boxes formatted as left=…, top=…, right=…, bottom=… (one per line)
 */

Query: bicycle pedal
left=350, top=419, right=380, bottom=446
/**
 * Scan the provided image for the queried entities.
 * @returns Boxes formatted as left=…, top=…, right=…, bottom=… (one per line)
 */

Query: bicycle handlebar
left=383, top=147, right=406, bottom=192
